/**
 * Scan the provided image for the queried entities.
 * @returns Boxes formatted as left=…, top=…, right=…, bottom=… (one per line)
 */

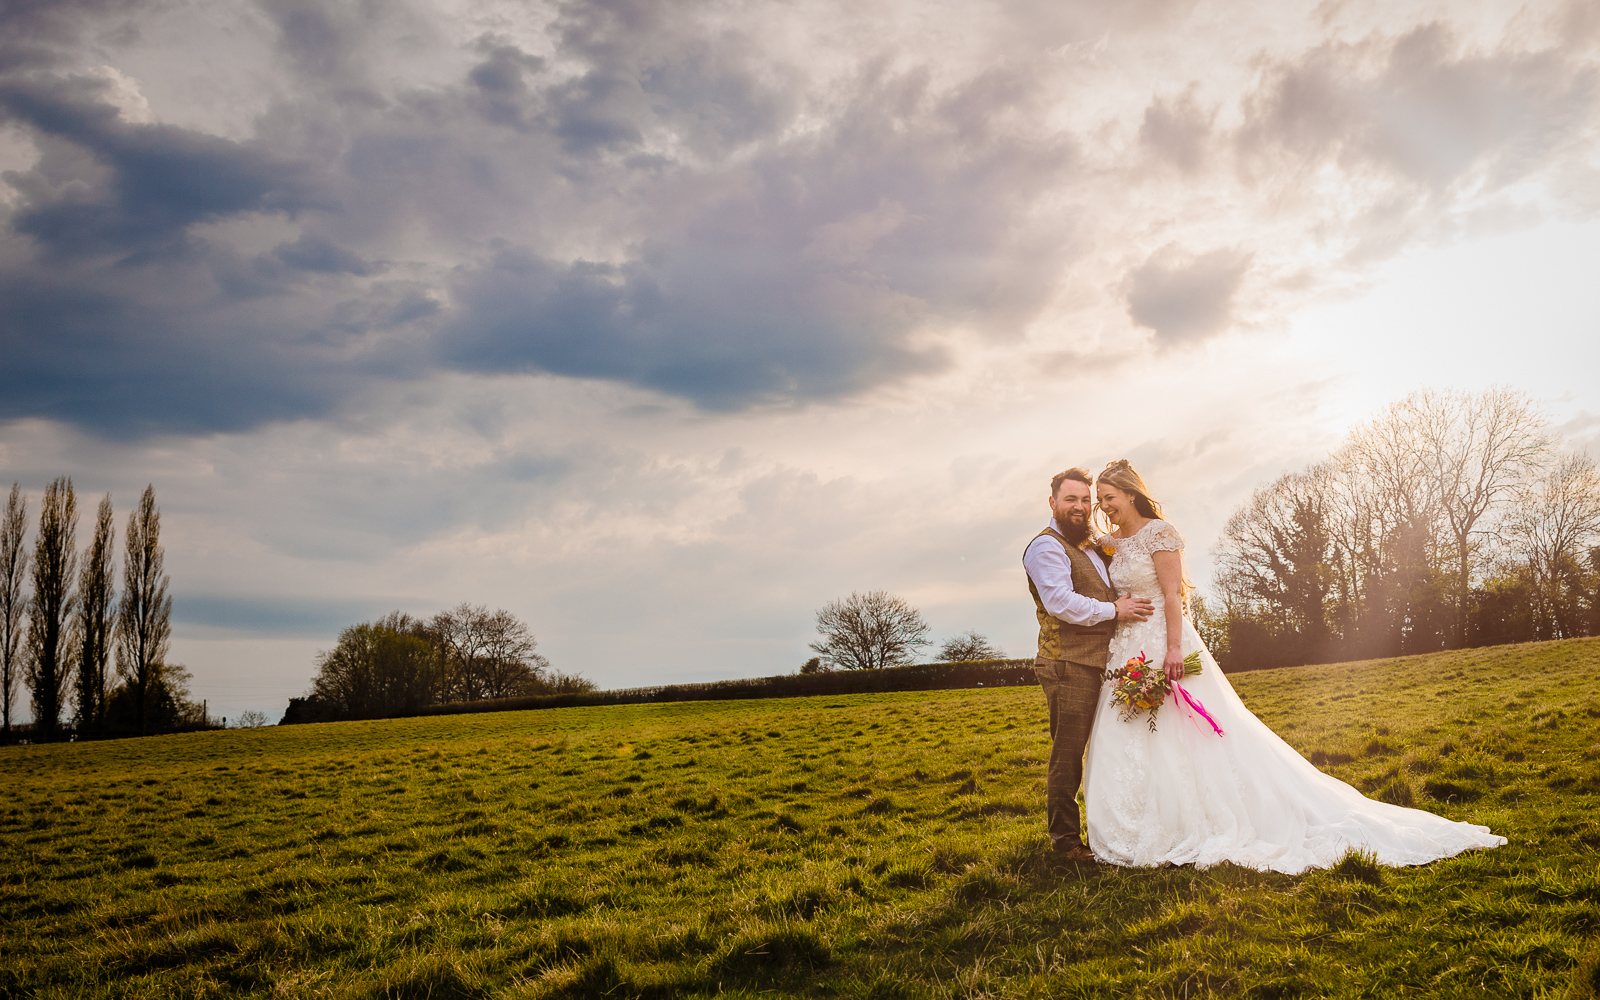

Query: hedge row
left=410, top=658, right=1040, bottom=718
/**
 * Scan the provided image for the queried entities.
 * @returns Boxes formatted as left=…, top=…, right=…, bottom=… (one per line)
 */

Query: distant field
left=3, top=638, right=1600, bottom=999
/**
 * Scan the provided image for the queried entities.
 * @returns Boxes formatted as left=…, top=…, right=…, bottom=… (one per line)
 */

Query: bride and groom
left=1024, top=460, right=1506, bottom=872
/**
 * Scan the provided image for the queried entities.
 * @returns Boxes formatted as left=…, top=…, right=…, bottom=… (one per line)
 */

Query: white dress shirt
left=1023, top=519, right=1116, bottom=626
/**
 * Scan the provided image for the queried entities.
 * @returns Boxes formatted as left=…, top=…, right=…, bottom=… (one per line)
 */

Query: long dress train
left=1082, top=519, right=1506, bottom=873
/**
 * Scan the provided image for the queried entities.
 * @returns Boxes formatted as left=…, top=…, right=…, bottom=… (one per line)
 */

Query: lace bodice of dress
left=1099, top=520, right=1185, bottom=608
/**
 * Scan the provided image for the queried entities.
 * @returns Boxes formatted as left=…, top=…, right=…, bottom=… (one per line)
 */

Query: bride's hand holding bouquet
left=1163, top=646, right=1185, bottom=684
left=1107, top=650, right=1221, bottom=735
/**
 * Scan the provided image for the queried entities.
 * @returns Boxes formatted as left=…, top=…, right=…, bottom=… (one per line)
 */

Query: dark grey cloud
left=443, top=244, right=944, bottom=408
left=260, top=0, right=360, bottom=82
left=0, top=0, right=148, bottom=72
left=0, top=0, right=1081, bottom=437
left=1125, top=245, right=1250, bottom=343
left=545, top=0, right=798, bottom=157
left=465, top=42, right=548, bottom=132
left=0, top=266, right=337, bottom=436
left=0, top=75, right=323, bottom=257
left=273, top=234, right=375, bottom=276
left=0, top=70, right=422, bottom=436
left=173, top=593, right=403, bottom=637
left=440, top=45, right=1076, bottom=405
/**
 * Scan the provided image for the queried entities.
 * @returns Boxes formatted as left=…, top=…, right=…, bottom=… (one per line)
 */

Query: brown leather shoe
left=1052, top=843, right=1097, bottom=863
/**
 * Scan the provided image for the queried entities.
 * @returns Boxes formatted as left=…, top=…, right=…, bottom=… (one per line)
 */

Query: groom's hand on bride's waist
left=1113, top=595, right=1154, bottom=622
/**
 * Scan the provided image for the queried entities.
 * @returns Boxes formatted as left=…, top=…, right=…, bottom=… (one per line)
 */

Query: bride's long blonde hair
left=1098, top=459, right=1193, bottom=601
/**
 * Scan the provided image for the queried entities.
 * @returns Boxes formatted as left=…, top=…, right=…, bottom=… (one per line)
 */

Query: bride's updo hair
left=1098, top=459, right=1164, bottom=520
left=1100, top=459, right=1193, bottom=599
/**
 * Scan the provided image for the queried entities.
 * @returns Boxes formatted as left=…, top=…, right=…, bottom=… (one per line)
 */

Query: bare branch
left=810, top=590, right=930, bottom=670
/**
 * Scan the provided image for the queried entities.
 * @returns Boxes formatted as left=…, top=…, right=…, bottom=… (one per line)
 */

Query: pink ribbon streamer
left=1172, top=679, right=1225, bottom=737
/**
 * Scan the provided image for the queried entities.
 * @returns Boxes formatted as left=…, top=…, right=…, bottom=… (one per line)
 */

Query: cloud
left=0, top=1, right=1090, bottom=435
left=464, top=41, right=548, bottom=133
left=173, top=593, right=403, bottom=638
left=1, top=0, right=1598, bottom=442
left=1124, top=245, right=1251, bottom=343
left=441, top=241, right=948, bottom=409
left=0, top=70, right=416, bottom=436
left=1238, top=22, right=1599, bottom=192
left=0, top=75, right=322, bottom=257
left=273, top=234, right=375, bottom=276
left=1139, top=87, right=1213, bottom=173
left=0, top=0, right=148, bottom=72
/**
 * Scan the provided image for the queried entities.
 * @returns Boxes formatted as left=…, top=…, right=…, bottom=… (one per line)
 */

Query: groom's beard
left=1056, top=513, right=1091, bottom=546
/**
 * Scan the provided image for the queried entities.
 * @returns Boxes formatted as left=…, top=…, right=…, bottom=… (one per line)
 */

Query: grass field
left=4, top=638, right=1600, bottom=999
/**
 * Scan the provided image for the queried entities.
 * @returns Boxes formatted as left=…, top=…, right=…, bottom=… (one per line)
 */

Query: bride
left=1081, top=459, right=1506, bottom=872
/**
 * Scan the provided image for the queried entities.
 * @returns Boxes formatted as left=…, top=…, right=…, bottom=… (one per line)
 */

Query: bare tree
left=1, top=485, right=27, bottom=739
left=1207, top=389, right=1591, bottom=665
left=479, top=608, right=550, bottom=699
left=810, top=590, right=930, bottom=670
left=1505, top=453, right=1600, bottom=640
left=1212, top=463, right=1370, bottom=666
left=26, top=477, right=77, bottom=738
left=233, top=710, right=270, bottom=728
left=1320, top=459, right=1389, bottom=649
left=116, top=486, right=172, bottom=736
left=937, top=630, right=1003, bottom=662
left=429, top=602, right=493, bottom=702
left=1338, top=398, right=1462, bottom=653
left=74, top=494, right=116, bottom=738
left=430, top=604, right=550, bottom=700
left=1343, top=395, right=1443, bottom=532
left=1406, top=387, right=1552, bottom=646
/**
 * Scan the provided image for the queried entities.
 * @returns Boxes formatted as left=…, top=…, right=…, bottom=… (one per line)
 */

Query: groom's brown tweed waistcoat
left=1027, top=524, right=1117, bottom=848
left=1026, top=525, right=1116, bottom=667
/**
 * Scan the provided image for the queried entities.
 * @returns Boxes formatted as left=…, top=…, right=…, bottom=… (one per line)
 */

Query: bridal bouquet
left=1107, top=651, right=1222, bottom=735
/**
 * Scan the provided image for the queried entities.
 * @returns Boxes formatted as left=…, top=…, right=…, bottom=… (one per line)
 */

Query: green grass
left=3, top=638, right=1600, bottom=998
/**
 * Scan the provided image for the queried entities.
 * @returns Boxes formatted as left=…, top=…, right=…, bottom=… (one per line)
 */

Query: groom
left=1024, top=468, right=1152, bottom=860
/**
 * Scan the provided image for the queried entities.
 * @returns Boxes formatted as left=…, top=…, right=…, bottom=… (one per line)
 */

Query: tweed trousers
left=1034, top=655, right=1105, bottom=848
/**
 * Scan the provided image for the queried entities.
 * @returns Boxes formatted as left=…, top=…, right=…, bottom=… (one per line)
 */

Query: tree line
left=288, top=604, right=593, bottom=722
left=1203, top=387, right=1600, bottom=669
left=1, top=479, right=187, bottom=742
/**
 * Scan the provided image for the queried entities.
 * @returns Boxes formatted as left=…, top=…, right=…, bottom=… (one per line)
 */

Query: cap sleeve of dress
left=1145, top=520, right=1185, bottom=553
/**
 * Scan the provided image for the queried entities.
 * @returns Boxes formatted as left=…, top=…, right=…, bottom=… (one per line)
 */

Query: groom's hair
left=1050, top=467, right=1093, bottom=497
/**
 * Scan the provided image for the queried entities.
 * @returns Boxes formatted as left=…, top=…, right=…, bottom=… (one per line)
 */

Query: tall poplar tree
left=0, top=485, right=27, bottom=739
left=26, top=477, right=76, bottom=738
left=74, top=495, right=116, bottom=738
left=116, top=486, right=172, bottom=735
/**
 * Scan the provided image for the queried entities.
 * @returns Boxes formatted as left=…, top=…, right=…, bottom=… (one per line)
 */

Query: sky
left=2, top=0, right=1598, bottom=722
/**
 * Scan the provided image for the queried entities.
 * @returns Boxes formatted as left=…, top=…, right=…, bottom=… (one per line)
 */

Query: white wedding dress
left=1082, top=519, right=1506, bottom=873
